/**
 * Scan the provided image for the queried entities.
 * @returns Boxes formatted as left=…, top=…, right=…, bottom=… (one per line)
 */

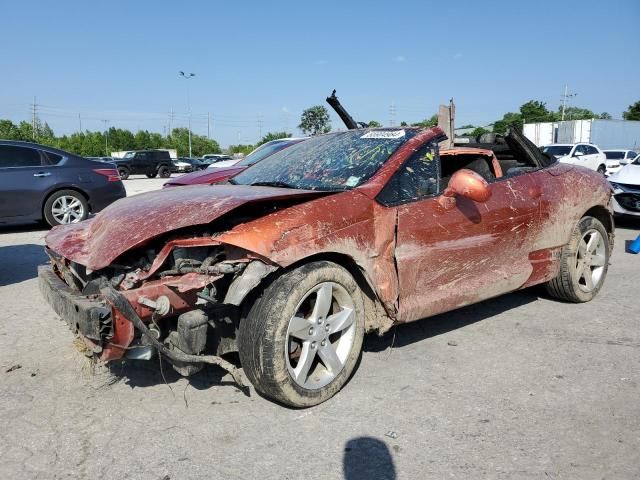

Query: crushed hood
left=46, top=184, right=326, bottom=270
left=609, top=164, right=640, bottom=185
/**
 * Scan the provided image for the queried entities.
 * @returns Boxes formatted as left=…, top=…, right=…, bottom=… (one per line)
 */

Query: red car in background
left=163, top=138, right=306, bottom=187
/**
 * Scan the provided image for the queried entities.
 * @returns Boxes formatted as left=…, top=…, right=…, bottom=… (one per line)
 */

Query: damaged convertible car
left=39, top=126, right=614, bottom=407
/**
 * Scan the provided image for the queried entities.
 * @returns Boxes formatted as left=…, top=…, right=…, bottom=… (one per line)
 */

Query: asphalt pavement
left=0, top=176, right=639, bottom=479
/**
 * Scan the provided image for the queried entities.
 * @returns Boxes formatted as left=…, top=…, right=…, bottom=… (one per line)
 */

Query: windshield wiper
left=248, top=181, right=299, bottom=189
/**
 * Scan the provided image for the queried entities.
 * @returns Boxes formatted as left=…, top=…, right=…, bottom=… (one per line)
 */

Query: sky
left=0, top=0, right=638, bottom=148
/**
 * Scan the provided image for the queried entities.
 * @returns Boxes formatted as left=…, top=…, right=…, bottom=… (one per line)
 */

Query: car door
left=0, top=144, right=58, bottom=220
left=133, top=152, right=151, bottom=173
left=377, top=141, right=541, bottom=323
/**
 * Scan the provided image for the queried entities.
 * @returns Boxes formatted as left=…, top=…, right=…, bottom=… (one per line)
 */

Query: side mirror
left=573, top=151, right=584, bottom=157
left=438, top=169, right=491, bottom=209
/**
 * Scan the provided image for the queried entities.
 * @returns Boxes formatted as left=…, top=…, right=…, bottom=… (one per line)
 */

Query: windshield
left=542, top=146, right=572, bottom=157
left=123, top=152, right=135, bottom=159
left=232, top=129, right=417, bottom=191
left=237, top=139, right=302, bottom=167
left=605, top=151, right=624, bottom=160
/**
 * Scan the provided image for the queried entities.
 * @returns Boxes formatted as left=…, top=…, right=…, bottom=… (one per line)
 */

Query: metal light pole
left=178, top=71, right=195, bottom=157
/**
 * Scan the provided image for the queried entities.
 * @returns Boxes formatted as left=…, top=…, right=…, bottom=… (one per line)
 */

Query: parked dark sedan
left=0, top=140, right=126, bottom=227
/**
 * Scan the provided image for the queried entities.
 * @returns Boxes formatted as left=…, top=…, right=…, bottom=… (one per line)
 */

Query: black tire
left=158, top=165, right=171, bottom=178
left=597, top=164, right=606, bottom=175
left=43, top=189, right=89, bottom=227
left=117, top=166, right=130, bottom=180
left=545, top=216, right=610, bottom=302
left=146, top=172, right=157, bottom=178
left=238, top=261, right=365, bottom=407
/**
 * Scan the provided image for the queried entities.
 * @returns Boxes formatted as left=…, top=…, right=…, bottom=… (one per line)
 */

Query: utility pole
left=31, top=97, right=38, bottom=140
left=560, top=85, right=577, bottom=121
left=168, top=108, right=175, bottom=136
left=257, top=113, right=263, bottom=140
left=178, top=71, right=196, bottom=157
left=207, top=112, right=210, bottom=139
left=78, top=113, right=82, bottom=132
left=102, top=119, right=109, bottom=155
left=389, top=102, right=396, bottom=127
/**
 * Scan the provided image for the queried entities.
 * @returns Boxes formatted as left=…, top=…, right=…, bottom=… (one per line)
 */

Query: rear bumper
left=89, top=182, right=126, bottom=213
left=38, top=265, right=112, bottom=351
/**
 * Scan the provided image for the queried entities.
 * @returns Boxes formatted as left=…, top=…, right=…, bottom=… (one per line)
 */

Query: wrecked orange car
left=39, top=126, right=614, bottom=406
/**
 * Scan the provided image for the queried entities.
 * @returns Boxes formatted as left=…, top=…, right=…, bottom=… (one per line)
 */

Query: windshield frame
left=231, top=129, right=419, bottom=192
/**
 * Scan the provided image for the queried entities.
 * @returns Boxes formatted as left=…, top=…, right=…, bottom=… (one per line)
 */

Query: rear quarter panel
left=533, top=163, right=612, bottom=250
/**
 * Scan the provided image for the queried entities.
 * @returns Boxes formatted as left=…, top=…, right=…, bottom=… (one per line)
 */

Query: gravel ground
left=0, top=177, right=639, bottom=479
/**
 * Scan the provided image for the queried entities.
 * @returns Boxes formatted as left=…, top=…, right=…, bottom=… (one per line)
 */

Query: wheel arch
left=240, top=251, right=394, bottom=334
left=583, top=204, right=614, bottom=251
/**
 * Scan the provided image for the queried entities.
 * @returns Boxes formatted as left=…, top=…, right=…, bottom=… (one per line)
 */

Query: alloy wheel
left=51, top=195, right=85, bottom=224
left=575, top=229, right=607, bottom=292
left=285, top=282, right=357, bottom=390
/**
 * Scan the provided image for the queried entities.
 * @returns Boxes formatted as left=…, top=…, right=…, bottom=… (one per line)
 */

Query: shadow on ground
left=0, top=243, right=48, bottom=287
left=343, top=437, right=396, bottom=480
left=364, top=289, right=539, bottom=352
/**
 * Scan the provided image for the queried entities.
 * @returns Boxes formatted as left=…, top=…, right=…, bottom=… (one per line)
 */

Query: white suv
left=542, top=143, right=607, bottom=175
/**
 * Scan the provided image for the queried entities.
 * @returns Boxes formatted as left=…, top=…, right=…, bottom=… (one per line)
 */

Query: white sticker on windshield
left=345, top=176, right=360, bottom=187
left=360, top=130, right=405, bottom=139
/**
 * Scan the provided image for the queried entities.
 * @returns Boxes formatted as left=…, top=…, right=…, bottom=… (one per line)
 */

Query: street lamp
left=178, top=71, right=196, bottom=157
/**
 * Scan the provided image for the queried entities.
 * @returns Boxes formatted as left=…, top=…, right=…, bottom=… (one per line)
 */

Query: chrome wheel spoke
left=586, top=232, right=600, bottom=253
left=318, top=343, right=342, bottom=373
left=591, top=253, right=606, bottom=267
left=289, top=316, right=314, bottom=340
left=326, top=308, right=354, bottom=335
left=582, top=269, right=594, bottom=290
left=311, top=284, right=333, bottom=322
left=293, top=342, right=315, bottom=383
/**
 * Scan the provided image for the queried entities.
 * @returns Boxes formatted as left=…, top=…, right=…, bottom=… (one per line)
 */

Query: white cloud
left=395, top=55, right=406, bottom=63
left=314, top=60, right=328, bottom=66
left=281, top=107, right=289, bottom=113
left=453, top=53, right=463, bottom=60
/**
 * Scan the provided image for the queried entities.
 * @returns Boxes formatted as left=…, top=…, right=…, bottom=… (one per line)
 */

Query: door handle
left=33, top=172, right=52, bottom=177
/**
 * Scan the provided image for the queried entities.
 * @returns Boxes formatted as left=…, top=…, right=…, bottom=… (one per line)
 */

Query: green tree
left=520, top=100, right=553, bottom=123
left=623, top=101, right=640, bottom=121
left=227, top=144, right=254, bottom=155
left=411, top=114, right=438, bottom=128
left=399, top=121, right=408, bottom=126
left=298, top=106, right=331, bottom=135
left=367, top=120, right=382, bottom=128
left=599, top=112, right=612, bottom=120
left=470, top=127, right=491, bottom=138
left=0, top=120, right=20, bottom=140
left=561, top=106, right=596, bottom=120
left=493, top=112, right=523, bottom=134
left=256, top=131, right=292, bottom=146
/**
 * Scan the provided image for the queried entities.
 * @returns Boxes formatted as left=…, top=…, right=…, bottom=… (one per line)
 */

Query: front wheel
left=597, top=164, right=606, bottom=175
left=238, top=261, right=365, bottom=407
left=545, top=216, right=610, bottom=302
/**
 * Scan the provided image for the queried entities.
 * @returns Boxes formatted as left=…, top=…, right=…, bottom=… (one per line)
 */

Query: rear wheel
left=545, top=216, right=610, bottom=302
left=158, top=165, right=171, bottom=178
left=238, top=261, right=365, bottom=407
left=43, top=190, right=89, bottom=227
left=117, top=166, right=130, bottom=180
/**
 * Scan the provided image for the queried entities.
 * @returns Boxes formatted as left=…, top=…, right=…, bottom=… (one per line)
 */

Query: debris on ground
left=5, top=364, right=22, bottom=373
left=385, top=431, right=398, bottom=439
left=447, top=340, right=458, bottom=346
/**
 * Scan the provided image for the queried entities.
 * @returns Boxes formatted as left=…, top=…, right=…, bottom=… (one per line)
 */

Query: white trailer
left=524, top=119, right=640, bottom=149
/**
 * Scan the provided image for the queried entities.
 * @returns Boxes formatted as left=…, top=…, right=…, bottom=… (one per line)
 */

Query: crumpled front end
left=38, top=235, right=278, bottom=384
